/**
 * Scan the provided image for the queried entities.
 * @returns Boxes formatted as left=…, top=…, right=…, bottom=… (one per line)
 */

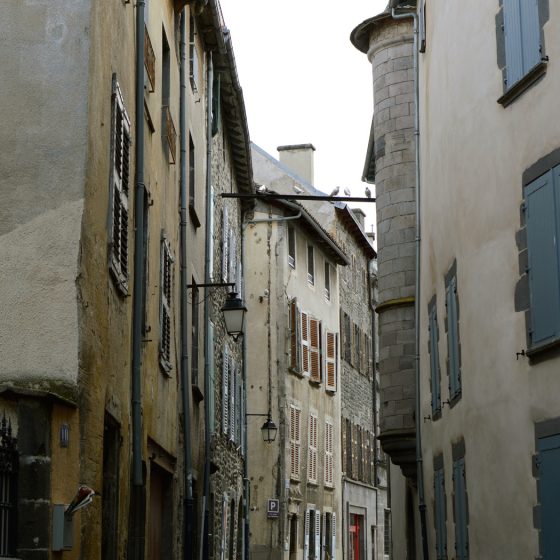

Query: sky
left=219, top=0, right=388, bottom=236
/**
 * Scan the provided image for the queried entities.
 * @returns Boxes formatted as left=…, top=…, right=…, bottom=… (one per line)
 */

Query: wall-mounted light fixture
left=187, top=282, right=247, bottom=340
left=247, top=412, right=278, bottom=443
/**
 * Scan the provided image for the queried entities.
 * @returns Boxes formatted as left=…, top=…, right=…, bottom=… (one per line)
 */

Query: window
left=535, top=421, right=560, bottom=559
left=524, top=165, right=560, bottom=350
left=212, top=73, right=221, bottom=136
left=288, top=225, right=296, bottom=269
left=419, top=0, right=426, bottom=52
left=229, top=358, right=236, bottom=442
left=188, top=134, right=200, bottom=227
left=289, top=298, right=301, bottom=371
left=222, top=346, right=231, bottom=435
left=308, top=413, right=318, bottom=484
left=102, top=415, right=120, bottom=560
left=289, top=515, right=298, bottom=559
left=452, top=445, right=468, bottom=560
left=349, top=513, right=365, bottom=560
left=189, top=14, right=199, bottom=93
left=305, top=508, right=321, bottom=560
left=222, top=206, right=229, bottom=281
left=445, top=264, right=461, bottom=402
left=324, top=261, right=331, bottom=300
left=383, top=509, right=391, bottom=557
left=301, top=311, right=310, bottom=376
left=324, top=512, right=336, bottom=560
left=497, top=0, right=547, bottom=106
left=324, top=419, right=334, bottom=487
left=148, top=463, right=173, bottom=559
left=159, top=236, right=173, bottom=373
left=325, top=331, right=338, bottom=391
left=0, top=416, right=17, bottom=557
left=289, top=405, right=301, bottom=480
left=161, top=27, right=170, bottom=105
left=208, top=322, right=215, bottom=433
left=109, top=77, right=131, bottom=294
left=307, top=244, right=315, bottom=285
left=309, top=317, right=321, bottom=382
left=433, top=460, right=447, bottom=560
left=428, top=298, right=442, bottom=417
left=191, top=284, right=200, bottom=386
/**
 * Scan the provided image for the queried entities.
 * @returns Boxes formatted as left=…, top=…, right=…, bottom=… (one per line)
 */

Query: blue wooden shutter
left=526, top=170, right=560, bottom=347
left=538, top=434, right=560, bottom=558
left=520, top=0, right=541, bottom=71
left=434, top=467, right=447, bottom=560
left=446, top=278, right=460, bottom=398
left=503, top=0, right=524, bottom=86
left=429, top=307, right=441, bottom=415
left=453, top=458, right=468, bottom=560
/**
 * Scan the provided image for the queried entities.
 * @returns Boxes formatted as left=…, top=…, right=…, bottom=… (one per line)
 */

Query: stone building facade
left=0, top=1, right=252, bottom=558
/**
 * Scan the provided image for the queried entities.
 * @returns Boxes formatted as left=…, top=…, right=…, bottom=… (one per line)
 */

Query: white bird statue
left=365, top=186, right=371, bottom=198
left=293, top=184, right=304, bottom=194
left=329, top=186, right=340, bottom=197
left=343, top=187, right=351, bottom=196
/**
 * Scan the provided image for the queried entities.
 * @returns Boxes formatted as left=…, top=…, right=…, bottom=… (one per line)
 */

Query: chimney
left=351, top=208, right=366, bottom=230
left=277, top=144, right=316, bottom=186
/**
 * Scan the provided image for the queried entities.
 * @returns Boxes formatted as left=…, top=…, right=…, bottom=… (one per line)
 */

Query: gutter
left=390, top=8, right=429, bottom=560
left=179, top=10, right=195, bottom=559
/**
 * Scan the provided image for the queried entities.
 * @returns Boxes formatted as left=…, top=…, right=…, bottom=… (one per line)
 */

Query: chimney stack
left=277, top=144, right=316, bottom=186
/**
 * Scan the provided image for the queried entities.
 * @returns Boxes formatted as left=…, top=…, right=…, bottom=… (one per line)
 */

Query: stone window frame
left=444, top=260, right=462, bottom=407
left=495, top=0, right=549, bottom=107
left=533, top=417, right=560, bottom=560
left=515, top=147, right=560, bottom=358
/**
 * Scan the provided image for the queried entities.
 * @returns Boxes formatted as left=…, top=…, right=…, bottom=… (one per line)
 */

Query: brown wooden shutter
left=310, top=318, right=321, bottom=381
left=301, top=312, right=310, bottom=375
left=325, top=331, right=337, bottom=390
left=290, top=299, right=298, bottom=370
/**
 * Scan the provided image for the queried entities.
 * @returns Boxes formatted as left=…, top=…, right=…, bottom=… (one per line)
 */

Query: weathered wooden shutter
left=229, top=230, right=236, bottom=284
left=229, top=357, right=235, bottom=441
left=159, top=237, right=173, bottom=371
left=325, top=420, right=334, bottom=486
left=429, top=305, right=441, bottom=414
left=503, top=0, right=524, bottom=86
left=434, top=467, right=447, bottom=560
left=301, top=312, right=310, bottom=376
left=209, top=186, right=215, bottom=279
left=322, top=512, right=327, bottom=560
left=303, top=508, right=310, bottom=559
left=331, top=512, right=337, bottom=560
left=290, top=405, right=301, bottom=480
left=341, top=417, right=347, bottom=476
left=208, top=322, right=215, bottom=434
left=314, top=510, right=321, bottom=560
left=222, top=347, right=229, bottom=434
left=325, top=331, right=337, bottom=391
left=520, top=0, right=541, bottom=71
left=446, top=276, right=460, bottom=399
left=110, top=79, right=131, bottom=289
left=526, top=169, right=560, bottom=347
left=310, top=318, right=321, bottom=382
left=419, top=0, right=426, bottom=52
left=308, top=414, right=317, bottom=483
left=222, top=206, right=229, bottom=281
left=289, top=299, right=301, bottom=371
left=453, top=458, right=468, bottom=560
left=221, top=493, right=228, bottom=560
left=537, top=433, right=560, bottom=559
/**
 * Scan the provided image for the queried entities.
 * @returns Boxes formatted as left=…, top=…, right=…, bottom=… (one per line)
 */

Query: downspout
left=132, top=0, right=145, bottom=492
left=179, top=10, right=195, bottom=560
left=390, top=8, right=429, bottom=560
left=241, top=219, right=249, bottom=560
left=130, top=2, right=146, bottom=558
left=202, top=50, right=214, bottom=560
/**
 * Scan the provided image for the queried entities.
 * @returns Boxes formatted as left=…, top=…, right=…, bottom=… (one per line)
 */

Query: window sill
left=526, top=337, right=560, bottom=360
left=288, top=367, right=304, bottom=379
left=498, top=60, right=547, bottom=108
left=309, top=378, right=322, bottom=387
left=109, top=263, right=129, bottom=297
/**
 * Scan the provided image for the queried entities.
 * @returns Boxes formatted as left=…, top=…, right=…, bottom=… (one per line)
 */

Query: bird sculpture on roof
left=365, top=186, right=371, bottom=199
left=343, top=187, right=351, bottom=197
left=329, top=186, right=340, bottom=197
left=257, top=184, right=267, bottom=193
left=293, top=184, right=304, bottom=194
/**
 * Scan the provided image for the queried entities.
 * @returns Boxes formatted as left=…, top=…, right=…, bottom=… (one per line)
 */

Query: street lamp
left=260, top=415, right=278, bottom=443
left=221, top=292, right=247, bottom=341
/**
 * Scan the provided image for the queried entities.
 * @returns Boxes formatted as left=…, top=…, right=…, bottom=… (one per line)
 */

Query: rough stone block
left=393, top=56, right=413, bottom=71
left=388, top=80, right=413, bottom=98
left=385, top=69, right=410, bottom=87
left=396, top=115, right=414, bottom=130
left=383, top=414, right=404, bottom=431
left=390, top=103, right=410, bottom=119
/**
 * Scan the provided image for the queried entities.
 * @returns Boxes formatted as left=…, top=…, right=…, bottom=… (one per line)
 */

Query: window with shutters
left=324, top=512, right=336, bottom=560
left=189, top=14, right=200, bottom=93
left=324, top=261, right=331, bottom=301
left=325, top=331, right=337, bottom=391
left=289, top=405, right=301, bottom=480
left=325, top=419, right=334, bottom=487
left=208, top=322, right=215, bottom=434
left=452, top=455, right=468, bottom=560
left=301, top=312, right=311, bottom=376
left=419, top=0, right=426, bottom=52
left=191, top=284, right=200, bottom=387
left=345, top=419, right=353, bottom=478
left=428, top=297, right=442, bottom=418
left=289, top=299, right=301, bottom=372
left=288, top=225, right=296, bottom=269
left=308, top=413, right=318, bottom=484
left=309, top=318, right=321, bottom=383
left=307, top=244, right=315, bottom=286
left=229, top=357, right=236, bottom=441
left=343, top=313, right=352, bottom=363
left=523, top=165, right=560, bottom=352
left=497, top=0, right=548, bottom=106
left=188, top=133, right=200, bottom=227
left=445, top=264, right=461, bottom=403
left=159, top=237, right=173, bottom=373
left=222, top=206, right=229, bottom=282
left=534, top=421, right=560, bottom=559
left=222, top=347, right=230, bottom=435
left=384, top=509, right=391, bottom=557
left=434, top=459, right=447, bottom=560
left=109, top=77, right=131, bottom=294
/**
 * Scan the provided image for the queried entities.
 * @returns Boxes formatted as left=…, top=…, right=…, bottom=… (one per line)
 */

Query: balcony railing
left=163, top=105, right=177, bottom=164
left=144, top=25, right=155, bottom=92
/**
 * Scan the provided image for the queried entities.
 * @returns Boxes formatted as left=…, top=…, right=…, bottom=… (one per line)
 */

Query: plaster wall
left=419, top=1, right=560, bottom=557
left=0, top=0, right=91, bottom=392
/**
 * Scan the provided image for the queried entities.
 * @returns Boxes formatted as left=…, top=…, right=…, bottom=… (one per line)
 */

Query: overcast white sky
left=219, top=0, right=388, bottom=235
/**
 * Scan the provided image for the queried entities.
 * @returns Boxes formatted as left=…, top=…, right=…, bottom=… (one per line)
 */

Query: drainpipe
left=202, top=50, right=214, bottom=560
left=390, top=7, right=429, bottom=560
left=241, top=218, right=249, bottom=560
left=179, top=10, right=195, bottom=560
left=130, top=1, right=146, bottom=558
